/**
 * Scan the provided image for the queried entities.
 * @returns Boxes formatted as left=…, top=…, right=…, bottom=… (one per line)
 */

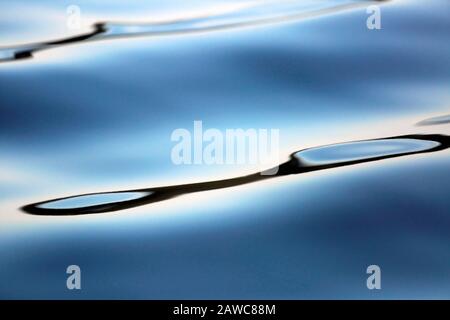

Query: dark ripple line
left=1, top=0, right=384, bottom=63
left=22, top=134, right=449, bottom=216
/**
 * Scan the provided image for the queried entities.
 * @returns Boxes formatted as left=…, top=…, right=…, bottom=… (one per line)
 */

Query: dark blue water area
left=0, top=0, right=450, bottom=299
left=1, top=152, right=449, bottom=299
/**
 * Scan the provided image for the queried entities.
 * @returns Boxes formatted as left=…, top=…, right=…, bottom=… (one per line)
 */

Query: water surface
left=0, top=0, right=449, bottom=299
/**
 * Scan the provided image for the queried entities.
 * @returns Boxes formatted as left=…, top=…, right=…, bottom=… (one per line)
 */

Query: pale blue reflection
left=38, top=191, right=150, bottom=209
left=295, top=139, right=439, bottom=166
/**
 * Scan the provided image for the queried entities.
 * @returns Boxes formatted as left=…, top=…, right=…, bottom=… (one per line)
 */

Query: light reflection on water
left=38, top=191, right=152, bottom=210
left=294, top=138, right=440, bottom=166
left=0, top=0, right=449, bottom=299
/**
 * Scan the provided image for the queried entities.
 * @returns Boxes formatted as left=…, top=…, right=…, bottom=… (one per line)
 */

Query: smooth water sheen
left=0, top=0, right=449, bottom=299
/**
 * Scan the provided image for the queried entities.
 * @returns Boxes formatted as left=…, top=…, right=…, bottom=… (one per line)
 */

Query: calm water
left=0, top=0, right=449, bottom=299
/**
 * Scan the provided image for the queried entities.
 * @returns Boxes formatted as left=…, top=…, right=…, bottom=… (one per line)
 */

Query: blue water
left=0, top=0, right=449, bottom=299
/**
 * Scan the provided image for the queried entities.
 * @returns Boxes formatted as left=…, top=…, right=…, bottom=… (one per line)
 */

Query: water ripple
left=416, top=114, right=450, bottom=126
left=22, top=134, right=449, bottom=215
left=0, top=0, right=383, bottom=63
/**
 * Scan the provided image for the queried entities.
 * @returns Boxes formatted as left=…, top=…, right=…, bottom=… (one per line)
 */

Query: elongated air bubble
left=294, top=139, right=440, bottom=166
left=37, top=191, right=151, bottom=210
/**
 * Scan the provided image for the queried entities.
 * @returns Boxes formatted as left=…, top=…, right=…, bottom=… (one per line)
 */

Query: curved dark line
left=21, top=134, right=450, bottom=216
left=47, top=23, right=107, bottom=45
left=6, top=23, right=107, bottom=62
left=1, top=0, right=384, bottom=63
